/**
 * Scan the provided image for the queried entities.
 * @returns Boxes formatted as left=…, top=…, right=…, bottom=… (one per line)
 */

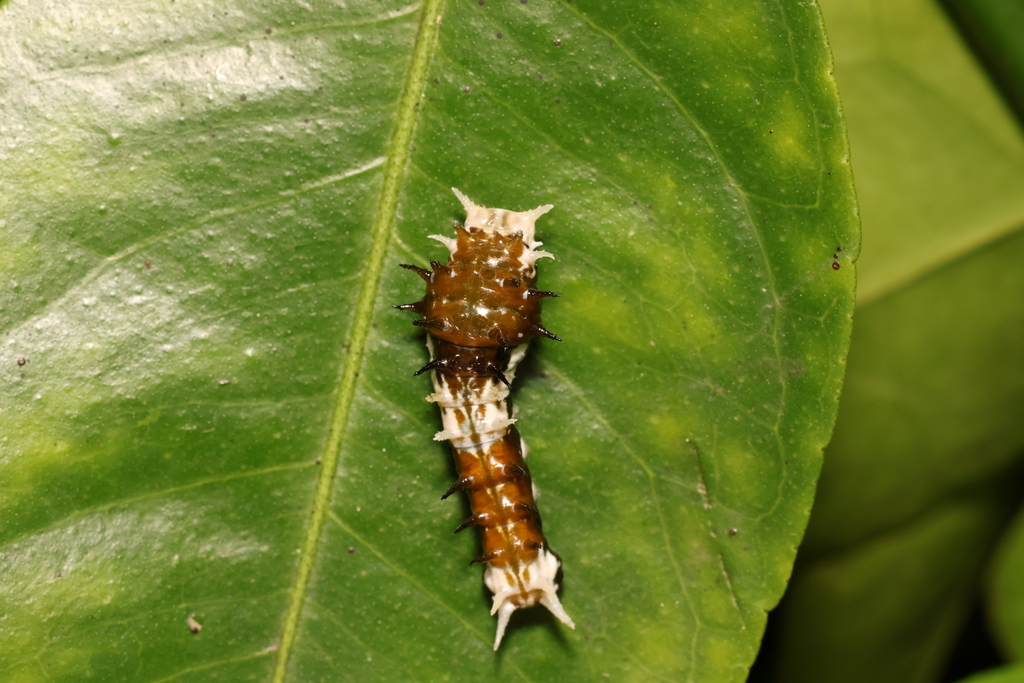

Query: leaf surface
left=760, top=0, right=1024, bottom=680
left=956, top=664, right=1024, bottom=683
left=0, top=1, right=856, bottom=681
left=991, top=504, right=1024, bottom=661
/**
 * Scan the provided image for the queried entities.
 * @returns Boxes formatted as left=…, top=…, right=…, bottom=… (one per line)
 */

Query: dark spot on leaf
left=831, top=261, right=841, bottom=270
left=729, top=528, right=738, bottom=536
left=240, top=94, right=247, bottom=101
left=348, top=546, right=356, bottom=554
left=17, top=357, right=26, bottom=366
left=554, top=38, right=561, bottom=46
left=496, top=32, right=502, bottom=39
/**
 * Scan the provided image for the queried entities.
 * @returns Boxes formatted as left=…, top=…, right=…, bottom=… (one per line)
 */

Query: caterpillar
left=396, top=188, right=575, bottom=650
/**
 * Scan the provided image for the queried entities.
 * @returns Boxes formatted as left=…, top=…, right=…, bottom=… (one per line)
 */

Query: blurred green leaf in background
left=0, top=1, right=857, bottom=682
left=753, top=0, right=1024, bottom=682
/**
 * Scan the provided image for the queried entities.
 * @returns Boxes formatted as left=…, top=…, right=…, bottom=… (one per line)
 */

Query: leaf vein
left=270, top=3, right=444, bottom=679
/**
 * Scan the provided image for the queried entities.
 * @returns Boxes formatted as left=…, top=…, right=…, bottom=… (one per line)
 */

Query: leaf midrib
left=270, top=2, right=444, bottom=679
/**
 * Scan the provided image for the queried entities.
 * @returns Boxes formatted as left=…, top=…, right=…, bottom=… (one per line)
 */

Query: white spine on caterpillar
left=485, top=547, right=573, bottom=650
left=447, top=188, right=555, bottom=276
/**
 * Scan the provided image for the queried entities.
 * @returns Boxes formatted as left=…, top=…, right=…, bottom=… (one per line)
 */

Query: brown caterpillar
left=396, top=188, right=575, bottom=650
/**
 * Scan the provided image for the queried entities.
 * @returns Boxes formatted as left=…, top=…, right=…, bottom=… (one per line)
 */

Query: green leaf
left=759, top=0, right=1024, bottom=680
left=991, top=504, right=1024, bottom=660
left=956, top=664, right=1024, bottom=683
left=822, top=0, right=1024, bottom=307
left=943, top=0, right=1024, bottom=123
left=0, top=1, right=856, bottom=681
left=767, top=447, right=1019, bottom=683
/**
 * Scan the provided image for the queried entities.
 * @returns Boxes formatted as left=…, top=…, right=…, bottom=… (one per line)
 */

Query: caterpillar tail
left=485, top=548, right=576, bottom=650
